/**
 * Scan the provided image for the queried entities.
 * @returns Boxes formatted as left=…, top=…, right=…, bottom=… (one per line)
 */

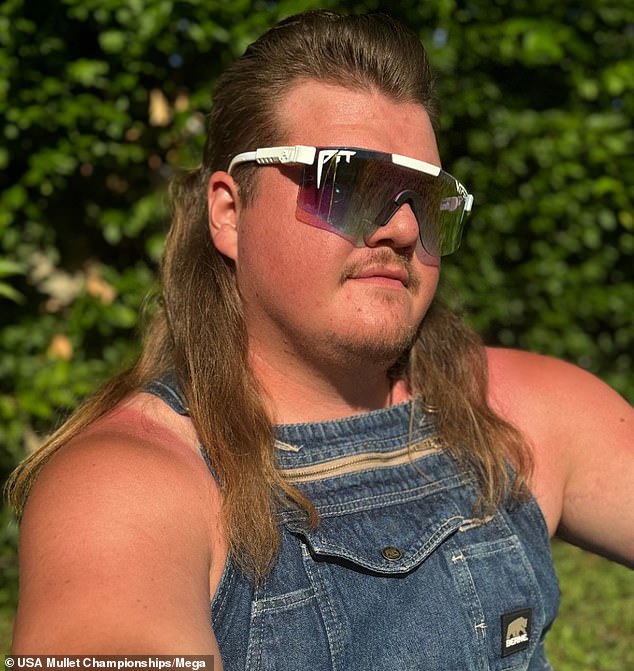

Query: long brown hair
left=7, top=11, right=531, bottom=580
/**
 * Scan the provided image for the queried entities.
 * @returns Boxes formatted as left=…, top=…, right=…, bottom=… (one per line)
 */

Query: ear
left=208, top=171, right=240, bottom=261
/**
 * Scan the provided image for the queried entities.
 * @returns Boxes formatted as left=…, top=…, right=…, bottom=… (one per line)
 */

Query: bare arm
left=487, top=348, right=634, bottom=568
left=12, top=396, right=226, bottom=656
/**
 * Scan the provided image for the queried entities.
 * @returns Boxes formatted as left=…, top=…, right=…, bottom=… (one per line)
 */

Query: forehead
left=279, top=79, right=440, bottom=165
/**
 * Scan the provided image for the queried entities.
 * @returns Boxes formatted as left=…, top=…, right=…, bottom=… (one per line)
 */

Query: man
left=9, top=10, right=633, bottom=669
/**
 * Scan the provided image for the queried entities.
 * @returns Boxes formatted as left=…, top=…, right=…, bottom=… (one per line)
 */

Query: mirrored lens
left=296, top=150, right=468, bottom=256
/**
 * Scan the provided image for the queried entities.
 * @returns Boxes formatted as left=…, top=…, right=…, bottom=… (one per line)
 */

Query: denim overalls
left=146, top=377, right=559, bottom=670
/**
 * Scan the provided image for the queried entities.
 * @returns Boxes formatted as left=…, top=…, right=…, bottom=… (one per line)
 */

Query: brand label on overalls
left=501, top=608, right=532, bottom=657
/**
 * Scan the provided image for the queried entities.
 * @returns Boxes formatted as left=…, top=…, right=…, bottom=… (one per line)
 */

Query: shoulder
left=486, top=346, right=602, bottom=397
left=485, top=346, right=630, bottom=436
left=485, top=347, right=634, bottom=565
left=20, top=391, right=226, bottom=563
left=14, top=392, right=226, bottom=652
left=25, top=391, right=221, bottom=526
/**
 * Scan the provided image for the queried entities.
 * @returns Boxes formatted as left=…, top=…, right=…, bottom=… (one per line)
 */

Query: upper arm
left=551, top=363, right=634, bottom=566
left=12, top=402, right=224, bottom=654
left=487, top=348, right=634, bottom=567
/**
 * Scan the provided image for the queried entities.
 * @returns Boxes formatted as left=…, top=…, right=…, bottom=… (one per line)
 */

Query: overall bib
left=145, top=377, right=559, bottom=671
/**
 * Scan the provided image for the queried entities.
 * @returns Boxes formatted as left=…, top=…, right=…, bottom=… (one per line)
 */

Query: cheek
left=235, top=215, right=328, bottom=305
left=410, top=263, right=440, bottom=323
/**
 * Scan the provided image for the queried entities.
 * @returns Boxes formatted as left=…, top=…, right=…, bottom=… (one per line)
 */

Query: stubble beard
left=301, top=253, right=425, bottom=373
left=325, top=249, right=425, bottom=368
left=320, top=297, right=421, bottom=371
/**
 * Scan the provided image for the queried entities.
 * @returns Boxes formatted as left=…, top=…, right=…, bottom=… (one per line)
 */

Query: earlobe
left=208, top=171, right=240, bottom=261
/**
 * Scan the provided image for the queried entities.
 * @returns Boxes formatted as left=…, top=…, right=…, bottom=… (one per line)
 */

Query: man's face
left=230, top=80, right=442, bottom=373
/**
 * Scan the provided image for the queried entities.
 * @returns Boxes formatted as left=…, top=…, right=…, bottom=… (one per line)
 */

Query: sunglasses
left=227, top=145, right=473, bottom=256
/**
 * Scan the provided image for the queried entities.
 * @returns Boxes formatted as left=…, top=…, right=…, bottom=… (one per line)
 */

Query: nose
left=363, top=202, right=420, bottom=252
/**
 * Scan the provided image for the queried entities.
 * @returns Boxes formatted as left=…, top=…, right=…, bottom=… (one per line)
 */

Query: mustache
left=341, top=249, right=421, bottom=292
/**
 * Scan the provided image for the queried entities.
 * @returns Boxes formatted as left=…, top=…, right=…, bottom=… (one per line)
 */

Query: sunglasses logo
left=316, top=149, right=357, bottom=189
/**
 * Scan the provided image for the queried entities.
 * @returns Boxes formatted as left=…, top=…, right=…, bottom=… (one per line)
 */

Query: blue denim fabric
left=145, top=377, right=559, bottom=671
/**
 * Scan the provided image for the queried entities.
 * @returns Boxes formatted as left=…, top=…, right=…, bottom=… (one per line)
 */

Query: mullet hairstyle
left=7, top=10, right=531, bottom=581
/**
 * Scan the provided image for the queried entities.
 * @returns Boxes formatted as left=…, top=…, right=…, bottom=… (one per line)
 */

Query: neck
left=250, top=348, right=411, bottom=425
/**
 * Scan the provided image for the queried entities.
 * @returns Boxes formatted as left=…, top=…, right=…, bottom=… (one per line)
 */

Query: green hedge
left=1, top=0, right=632, bottom=654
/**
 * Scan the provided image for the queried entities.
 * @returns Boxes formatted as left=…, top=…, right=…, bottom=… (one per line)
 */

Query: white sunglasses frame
left=228, top=144, right=473, bottom=209
left=226, top=145, right=474, bottom=254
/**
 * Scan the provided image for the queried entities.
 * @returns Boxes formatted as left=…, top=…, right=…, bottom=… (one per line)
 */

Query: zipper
left=280, top=436, right=442, bottom=483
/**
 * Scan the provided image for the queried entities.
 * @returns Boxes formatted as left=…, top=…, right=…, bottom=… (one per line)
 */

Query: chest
left=211, top=447, right=559, bottom=671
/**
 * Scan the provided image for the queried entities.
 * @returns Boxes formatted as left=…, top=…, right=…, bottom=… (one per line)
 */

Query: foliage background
left=1, top=0, right=632, bottom=664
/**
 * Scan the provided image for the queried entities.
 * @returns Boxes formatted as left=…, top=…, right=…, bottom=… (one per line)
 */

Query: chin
left=329, top=322, right=419, bottom=368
